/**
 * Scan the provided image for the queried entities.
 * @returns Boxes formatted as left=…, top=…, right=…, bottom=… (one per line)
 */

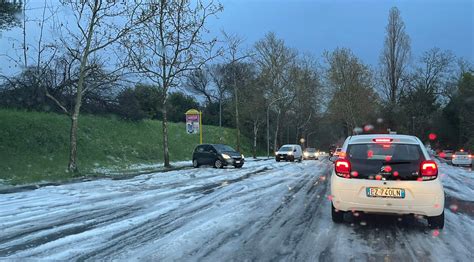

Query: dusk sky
left=209, top=0, right=473, bottom=66
left=0, top=0, right=472, bottom=73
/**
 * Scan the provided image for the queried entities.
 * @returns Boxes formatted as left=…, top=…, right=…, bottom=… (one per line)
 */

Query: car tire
left=214, top=159, right=223, bottom=169
left=192, top=159, right=199, bottom=168
left=331, top=203, right=344, bottom=223
left=427, top=211, right=444, bottom=229
left=276, top=158, right=280, bottom=162
left=290, top=158, right=295, bottom=162
left=298, top=157, right=302, bottom=162
left=234, top=164, right=243, bottom=168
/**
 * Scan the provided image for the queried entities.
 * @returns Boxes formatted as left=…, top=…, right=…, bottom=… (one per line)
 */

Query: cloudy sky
left=0, top=0, right=472, bottom=75
left=209, top=0, right=473, bottom=65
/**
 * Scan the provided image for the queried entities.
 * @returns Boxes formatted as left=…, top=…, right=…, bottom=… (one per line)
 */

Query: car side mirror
left=293, top=149, right=297, bottom=152
left=329, top=156, right=338, bottom=162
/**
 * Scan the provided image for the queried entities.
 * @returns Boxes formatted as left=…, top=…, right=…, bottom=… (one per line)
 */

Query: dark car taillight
left=420, top=160, right=438, bottom=180
left=335, top=159, right=351, bottom=177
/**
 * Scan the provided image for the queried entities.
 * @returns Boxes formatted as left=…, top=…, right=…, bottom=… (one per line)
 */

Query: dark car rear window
left=347, top=143, right=425, bottom=180
left=455, top=151, right=468, bottom=155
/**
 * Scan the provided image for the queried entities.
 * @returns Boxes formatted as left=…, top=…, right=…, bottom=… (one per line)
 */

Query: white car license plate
left=235, top=161, right=240, bottom=164
left=366, top=187, right=405, bottom=198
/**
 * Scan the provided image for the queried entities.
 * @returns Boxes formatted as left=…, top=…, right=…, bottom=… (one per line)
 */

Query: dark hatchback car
left=192, top=144, right=244, bottom=168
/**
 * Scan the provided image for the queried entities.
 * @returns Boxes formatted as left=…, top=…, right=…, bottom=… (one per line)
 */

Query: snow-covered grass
left=0, top=109, right=261, bottom=185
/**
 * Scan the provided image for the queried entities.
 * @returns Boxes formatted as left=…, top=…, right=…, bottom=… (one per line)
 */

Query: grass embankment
left=0, top=109, right=257, bottom=185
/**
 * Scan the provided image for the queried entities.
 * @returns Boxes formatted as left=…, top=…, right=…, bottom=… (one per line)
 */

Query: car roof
left=347, top=134, right=421, bottom=145
left=281, top=144, right=299, bottom=147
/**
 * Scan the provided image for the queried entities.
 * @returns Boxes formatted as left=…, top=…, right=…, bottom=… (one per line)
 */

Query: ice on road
left=0, top=159, right=473, bottom=261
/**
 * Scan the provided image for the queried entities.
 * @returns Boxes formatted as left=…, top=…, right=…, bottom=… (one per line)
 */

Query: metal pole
left=267, top=106, right=270, bottom=158
left=200, top=111, right=203, bottom=144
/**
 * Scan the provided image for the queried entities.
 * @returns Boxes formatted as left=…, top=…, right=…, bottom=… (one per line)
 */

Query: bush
left=116, top=88, right=146, bottom=121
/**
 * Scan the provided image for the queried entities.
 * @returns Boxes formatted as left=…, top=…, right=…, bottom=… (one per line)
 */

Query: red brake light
left=421, top=160, right=437, bottom=177
left=373, top=138, right=393, bottom=143
left=335, top=159, right=351, bottom=174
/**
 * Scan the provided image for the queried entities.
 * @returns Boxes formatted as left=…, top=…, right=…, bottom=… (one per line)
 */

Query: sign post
left=185, top=109, right=203, bottom=144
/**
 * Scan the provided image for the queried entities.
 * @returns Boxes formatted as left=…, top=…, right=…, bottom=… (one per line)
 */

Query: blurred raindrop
left=449, top=204, right=458, bottom=212
left=353, top=127, right=363, bottom=134
left=363, top=124, right=374, bottom=132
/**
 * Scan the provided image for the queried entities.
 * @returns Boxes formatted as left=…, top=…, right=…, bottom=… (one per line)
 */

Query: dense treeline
left=0, top=2, right=473, bottom=172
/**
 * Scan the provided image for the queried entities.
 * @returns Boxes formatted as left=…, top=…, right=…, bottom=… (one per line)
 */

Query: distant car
left=275, top=144, right=303, bottom=162
left=334, top=148, right=343, bottom=157
left=452, top=151, right=472, bottom=167
left=330, top=134, right=445, bottom=229
left=192, top=144, right=244, bottom=168
left=303, top=148, right=319, bottom=160
left=440, top=150, right=454, bottom=160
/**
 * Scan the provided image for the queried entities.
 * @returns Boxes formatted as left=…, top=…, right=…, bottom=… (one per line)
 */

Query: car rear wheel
left=192, top=159, right=199, bottom=168
left=214, top=159, right=223, bottom=169
left=428, top=211, right=444, bottom=229
left=234, top=164, right=243, bottom=168
left=331, top=203, right=345, bottom=223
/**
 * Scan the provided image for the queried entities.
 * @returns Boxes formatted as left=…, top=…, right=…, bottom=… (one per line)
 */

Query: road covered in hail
left=0, top=158, right=473, bottom=261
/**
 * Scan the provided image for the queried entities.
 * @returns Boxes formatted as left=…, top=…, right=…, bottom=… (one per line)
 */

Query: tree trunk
left=68, top=113, right=79, bottom=173
left=253, top=120, right=258, bottom=159
left=162, top=97, right=170, bottom=168
left=234, top=81, right=240, bottom=151
left=219, top=97, right=222, bottom=127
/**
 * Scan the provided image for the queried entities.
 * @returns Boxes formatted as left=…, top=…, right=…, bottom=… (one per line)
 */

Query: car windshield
left=306, top=148, right=316, bottom=152
left=279, top=146, right=293, bottom=151
left=214, top=144, right=236, bottom=152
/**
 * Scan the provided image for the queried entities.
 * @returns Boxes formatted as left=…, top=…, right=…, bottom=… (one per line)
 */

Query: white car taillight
left=335, top=159, right=351, bottom=178
left=420, top=160, right=438, bottom=180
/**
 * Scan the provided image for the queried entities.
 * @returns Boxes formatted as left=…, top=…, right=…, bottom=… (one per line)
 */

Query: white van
left=275, top=144, right=303, bottom=162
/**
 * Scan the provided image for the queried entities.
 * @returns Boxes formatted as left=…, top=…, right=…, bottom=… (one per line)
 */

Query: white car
left=330, top=134, right=445, bottom=229
left=452, top=151, right=472, bottom=166
left=275, top=144, right=303, bottom=162
left=303, top=148, right=319, bottom=160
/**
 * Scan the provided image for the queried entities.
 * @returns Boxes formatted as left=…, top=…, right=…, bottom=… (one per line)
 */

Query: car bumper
left=330, top=172, right=444, bottom=217
left=452, top=159, right=472, bottom=165
left=224, top=158, right=244, bottom=166
left=276, top=154, right=294, bottom=161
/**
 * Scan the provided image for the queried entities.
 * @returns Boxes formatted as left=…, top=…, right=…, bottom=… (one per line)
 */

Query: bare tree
left=254, top=32, right=297, bottom=150
left=222, top=32, right=251, bottom=151
left=325, top=48, right=379, bottom=136
left=379, top=7, right=411, bottom=106
left=45, top=0, right=148, bottom=173
left=186, top=67, right=213, bottom=104
left=125, top=0, right=222, bottom=167
left=208, top=63, right=230, bottom=127
left=410, top=48, right=454, bottom=96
